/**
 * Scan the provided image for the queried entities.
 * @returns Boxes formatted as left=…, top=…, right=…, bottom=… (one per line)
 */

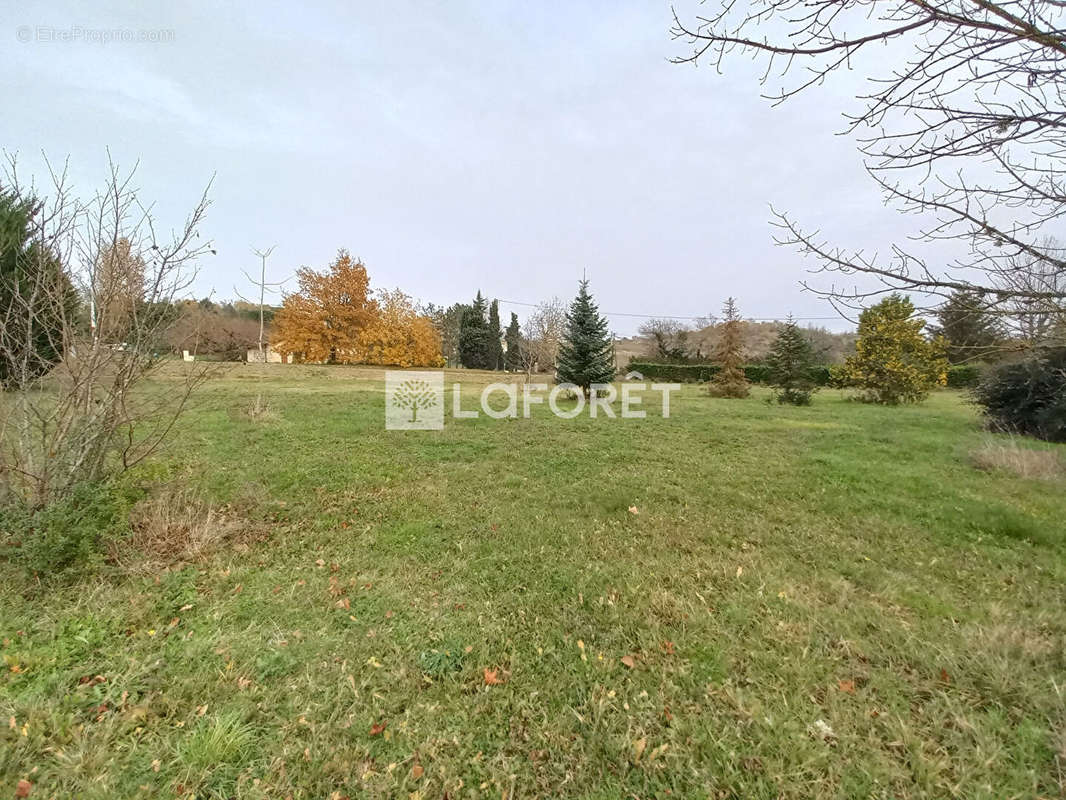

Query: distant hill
left=616, top=320, right=857, bottom=366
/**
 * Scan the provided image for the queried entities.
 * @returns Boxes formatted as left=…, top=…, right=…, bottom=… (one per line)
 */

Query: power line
left=496, top=299, right=840, bottom=323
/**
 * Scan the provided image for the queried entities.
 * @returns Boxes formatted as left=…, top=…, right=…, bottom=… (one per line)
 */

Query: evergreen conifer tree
left=930, top=289, right=1005, bottom=363
left=458, top=291, right=490, bottom=369
left=767, top=316, right=818, bottom=405
left=708, top=297, right=750, bottom=398
left=504, top=311, right=523, bottom=371
left=0, top=189, right=78, bottom=389
left=487, top=299, right=505, bottom=370
left=556, top=279, right=615, bottom=393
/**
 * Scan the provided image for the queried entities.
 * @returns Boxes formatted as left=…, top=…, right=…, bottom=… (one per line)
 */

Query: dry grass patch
left=970, top=437, right=1064, bottom=480
left=241, top=393, right=279, bottom=422
left=110, top=485, right=246, bottom=571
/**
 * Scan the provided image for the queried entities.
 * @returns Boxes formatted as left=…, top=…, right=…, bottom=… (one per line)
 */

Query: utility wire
left=496, top=298, right=840, bottom=323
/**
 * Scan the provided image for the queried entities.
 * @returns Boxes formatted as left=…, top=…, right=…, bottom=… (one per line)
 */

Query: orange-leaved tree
left=273, top=249, right=377, bottom=363
left=272, top=250, right=443, bottom=367
left=360, top=288, right=444, bottom=367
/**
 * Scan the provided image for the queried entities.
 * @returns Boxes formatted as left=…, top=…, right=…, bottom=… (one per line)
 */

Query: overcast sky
left=4, top=0, right=926, bottom=334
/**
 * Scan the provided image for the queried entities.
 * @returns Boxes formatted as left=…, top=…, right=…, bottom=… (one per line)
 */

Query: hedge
left=626, top=362, right=832, bottom=386
left=628, top=361, right=983, bottom=389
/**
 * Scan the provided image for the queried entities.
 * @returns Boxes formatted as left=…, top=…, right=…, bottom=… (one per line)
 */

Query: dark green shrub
left=0, top=482, right=130, bottom=574
left=946, top=364, right=984, bottom=388
left=972, top=349, right=1066, bottom=442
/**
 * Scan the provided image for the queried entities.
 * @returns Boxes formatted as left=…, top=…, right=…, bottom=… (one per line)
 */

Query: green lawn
left=2, top=364, right=1065, bottom=799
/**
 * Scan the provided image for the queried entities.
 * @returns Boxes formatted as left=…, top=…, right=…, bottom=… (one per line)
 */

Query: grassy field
left=2, top=363, right=1065, bottom=799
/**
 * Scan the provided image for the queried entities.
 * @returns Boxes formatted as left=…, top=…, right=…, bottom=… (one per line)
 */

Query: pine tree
left=556, top=279, right=615, bottom=393
left=458, top=291, right=490, bottom=369
left=487, top=299, right=505, bottom=370
left=504, top=311, right=523, bottom=371
left=930, top=289, right=1005, bottom=364
left=767, top=316, right=818, bottom=405
left=708, top=297, right=750, bottom=398
left=0, top=189, right=78, bottom=389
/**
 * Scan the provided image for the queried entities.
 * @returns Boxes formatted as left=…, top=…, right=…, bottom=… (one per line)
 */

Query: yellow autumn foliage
left=841, top=294, right=948, bottom=404
left=272, top=250, right=443, bottom=367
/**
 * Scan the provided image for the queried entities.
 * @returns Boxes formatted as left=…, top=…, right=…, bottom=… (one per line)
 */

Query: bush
left=946, top=364, right=984, bottom=388
left=0, top=482, right=130, bottom=575
left=627, top=361, right=831, bottom=386
left=838, top=294, right=948, bottom=404
left=972, top=349, right=1066, bottom=442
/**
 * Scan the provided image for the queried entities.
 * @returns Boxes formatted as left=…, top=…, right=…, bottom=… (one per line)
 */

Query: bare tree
left=235, top=244, right=289, bottom=361
left=638, top=317, right=692, bottom=362
left=672, top=0, right=1066, bottom=335
left=521, top=297, right=566, bottom=379
left=996, top=237, right=1066, bottom=345
left=0, top=154, right=214, bottom=508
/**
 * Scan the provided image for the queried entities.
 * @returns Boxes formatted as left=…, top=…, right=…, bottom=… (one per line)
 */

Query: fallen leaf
left=661, top=641, right=675, bottom=655
left=151, top=759, right=161, bottom=772
left=411, top=764, right=424, bottom=779
left=838, top=679, right=856, bottom=694
left=939, top=668, right=951, bottom=684
left=632, top=737, right=647, bottom=762
left=15, top=779, right=32, bottom=797
left=369, top=720, right=387, bottom=736
left=620, top=655, right=636, bottom=669
left=483, top=668, right=505, bottom=686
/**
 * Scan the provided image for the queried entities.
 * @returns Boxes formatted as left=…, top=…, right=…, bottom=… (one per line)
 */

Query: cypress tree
left=458, top=291, right=490, bottom=369
left=487, top=299, right=505, bottom=370
left=708, top=297, right=750, bottom=398
left=557, top=279, right=615, bottom=393
left=504, top=311, right=523, bottom=371
left=767, top=316, right=818, bottom=405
